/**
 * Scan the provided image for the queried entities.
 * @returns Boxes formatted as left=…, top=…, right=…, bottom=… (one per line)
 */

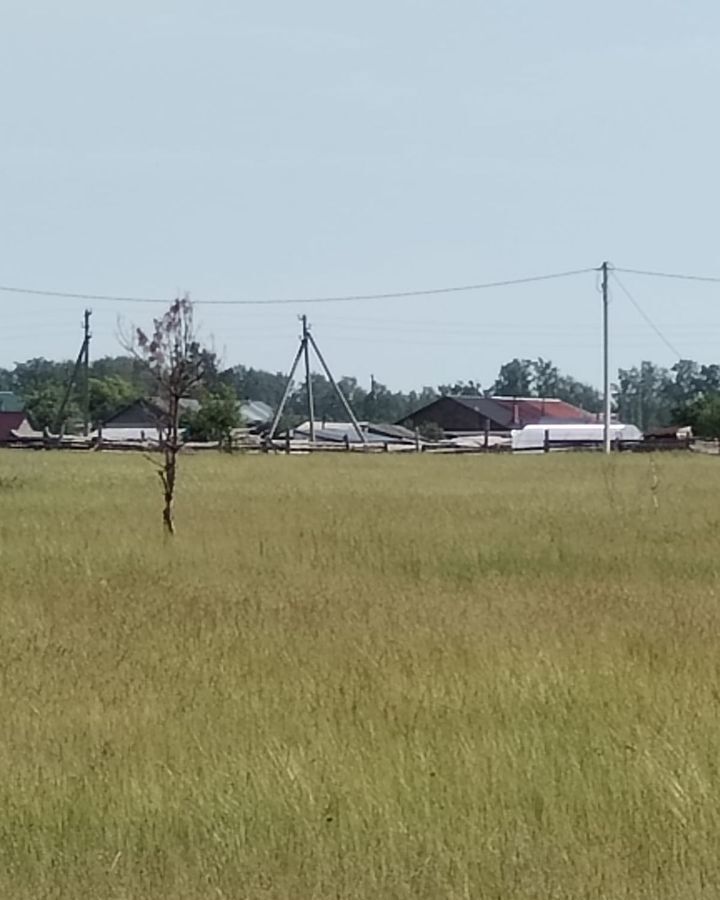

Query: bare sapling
left=129, top=297, right=206, bottom=534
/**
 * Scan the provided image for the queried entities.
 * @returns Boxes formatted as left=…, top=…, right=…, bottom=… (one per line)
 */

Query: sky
left=1, top=0, right=720, bottom=392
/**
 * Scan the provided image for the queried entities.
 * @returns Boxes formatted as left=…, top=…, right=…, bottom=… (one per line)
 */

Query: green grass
left=1, top=450, right=720, bottom=898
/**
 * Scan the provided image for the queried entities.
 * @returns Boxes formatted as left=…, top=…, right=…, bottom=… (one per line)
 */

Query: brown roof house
left=400, top=395, right=595, bottom=436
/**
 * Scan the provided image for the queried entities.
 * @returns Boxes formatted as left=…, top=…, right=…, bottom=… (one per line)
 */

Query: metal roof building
left=292, top=421, right=417, bottom=444
left=400, top=395, right=596, bottom=435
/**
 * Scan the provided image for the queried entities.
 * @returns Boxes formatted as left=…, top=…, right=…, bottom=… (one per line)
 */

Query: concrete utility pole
left=301, top=315, right=315, bottom=442
left=82, top=309, right=92, bottom=437
left=267, top=316, right=367, bottom=446
left=307, top=330, right=366, bottom=443
left=601, top=262, right=611, bottom=454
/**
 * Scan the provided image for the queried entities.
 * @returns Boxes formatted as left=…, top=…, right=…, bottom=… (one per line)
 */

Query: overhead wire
left=5, top=262, right=720, bottom=364
left=614, top=267, right=720, bottom=284
left=610, top=271, right=684, bottom=359
left=0, top=267, right=595, bottom=306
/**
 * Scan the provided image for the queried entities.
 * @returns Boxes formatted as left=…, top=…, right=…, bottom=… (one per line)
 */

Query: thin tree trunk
left=161, top=450, right=176, bottom=535
left=161, top=394, right=180, bottom=535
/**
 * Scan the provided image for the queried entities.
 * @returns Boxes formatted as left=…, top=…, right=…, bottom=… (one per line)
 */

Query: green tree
left=288, top=374, right=368, bottom=423
left=492, top=359, right=534, bottom=396
left=555, top=374, right=602, bottom=414
left=184, top=385, right=242, bottom=445
left=89, top=375, right=137, bottom=425
left=25, top=384, right=79, bottom=431
left=437, top=380, right=483, bottom=396
left=491, top=357, right=601, bottom=412
left=532, top=358, right=560, bottom=397
left=364, top=379, right=428, bottom=422
left=89, top=355, right=155, bottom=394
left=12, top=357, right=73, bottom=397
left=614, top=361, right=673, bottom=429
left=682, top=394, right=720, bottom=437
left=222, top=365, right=288, bottom=407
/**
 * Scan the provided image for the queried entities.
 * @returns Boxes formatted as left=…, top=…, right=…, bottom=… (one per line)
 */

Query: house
left=399, top=395, right=595, bottom=436
left=239, top=400, right=273, bottom=427
left=0, top=411, right=34, bottom=444
left=97, top=399, right=165, bottom=443
left=97, top=397, right=198, bottom=443
left=99, top=397, right=274, bottom=444
left=0, top=392, right=33, bottom=443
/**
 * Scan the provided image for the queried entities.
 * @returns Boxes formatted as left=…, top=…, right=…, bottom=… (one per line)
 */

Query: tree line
left=3, top=352, right=720, bottom=436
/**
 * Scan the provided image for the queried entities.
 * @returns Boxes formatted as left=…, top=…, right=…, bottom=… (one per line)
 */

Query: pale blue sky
left=1, top=1, right=719, bottom=390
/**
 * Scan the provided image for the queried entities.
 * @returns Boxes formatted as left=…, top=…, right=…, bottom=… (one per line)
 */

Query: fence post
left=543, top=429, right=550, bottom=453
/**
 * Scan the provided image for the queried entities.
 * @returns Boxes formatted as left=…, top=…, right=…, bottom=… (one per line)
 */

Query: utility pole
left=55, top=308, right=92, bottom=437
left=82, top=309, right=92, bottom=437
left=267, top=317, right=367, bottom=446
left=601, top=262, right=611, bottom=454
left=306, top=330, right=366, bottom=443
left=301, top=315, right=315, bottom=442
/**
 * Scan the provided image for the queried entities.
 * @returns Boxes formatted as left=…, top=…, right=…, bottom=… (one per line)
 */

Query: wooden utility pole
left=601, top=262, right=611, bottom=454
left=55, top=308, right=92, bottom=436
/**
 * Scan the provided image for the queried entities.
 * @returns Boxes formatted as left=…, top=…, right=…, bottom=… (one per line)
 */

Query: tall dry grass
left=1, top=450, right=720, bottom=898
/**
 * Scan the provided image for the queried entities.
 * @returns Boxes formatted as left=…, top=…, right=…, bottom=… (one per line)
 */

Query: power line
left=615, top=267, right=720, bottom=284
left=611, top=271, right=683, bottom=359
left=0, top=267, right=595, bottom=306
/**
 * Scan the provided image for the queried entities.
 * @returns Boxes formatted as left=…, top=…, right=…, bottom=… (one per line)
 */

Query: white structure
left=512, top=422, right=642, bottom=452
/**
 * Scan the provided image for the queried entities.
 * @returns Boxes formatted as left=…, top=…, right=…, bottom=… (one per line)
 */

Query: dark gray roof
left=366, top=422, right=417, bottom=441
left=401, top=395, right=592, bottom=429
left=451, top=396, right=515, bottom=426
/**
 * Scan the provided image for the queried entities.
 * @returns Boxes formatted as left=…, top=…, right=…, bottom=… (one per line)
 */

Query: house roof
left=152, top=396, right=200, bottom=414
left=366, top=422, right=417, bottom=441
left=488, top=396, right=595, bottom=424
left=400, top=394, right=595, bottom=431
left=102, top=398, right=164, bottom=427
left=0, top=411, right=29, bottom=442
left=292, top=420, right=414, bottom=444
left=437, top=395, right=593, bottom=426
left=239, top=400, right=273, bottom=424
left=102, top=396, right=201, bottom=427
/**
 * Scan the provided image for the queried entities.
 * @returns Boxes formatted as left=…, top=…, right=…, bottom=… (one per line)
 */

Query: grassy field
left=1, top=450, right=720, bottom=899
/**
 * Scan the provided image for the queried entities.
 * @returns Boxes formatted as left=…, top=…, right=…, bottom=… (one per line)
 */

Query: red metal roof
left=491, top=397, right=595, bottom=425
left=0, top=412, right=29, bottom=442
